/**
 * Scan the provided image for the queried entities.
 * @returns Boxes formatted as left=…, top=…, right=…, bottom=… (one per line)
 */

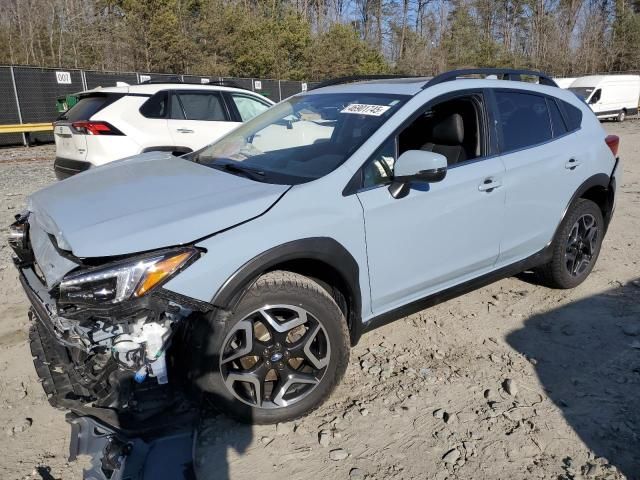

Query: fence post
left=80, top=69, right=88, bottom=90
left=9, top=66, right=27, bottom=147
left=278, top=80, right=282, bottom=102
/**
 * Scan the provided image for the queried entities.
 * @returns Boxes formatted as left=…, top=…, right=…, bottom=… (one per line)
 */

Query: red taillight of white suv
left=605, top=135, right=619, bottom=156
left=71, top=121, right=124, bottom=136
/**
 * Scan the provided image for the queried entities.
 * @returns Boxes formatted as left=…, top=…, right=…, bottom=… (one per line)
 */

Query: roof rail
left=311, top=75, right=423, bottom=90
left=139, top=78, right=246, bottom=90
left=423, top=68, right=558, bottom=88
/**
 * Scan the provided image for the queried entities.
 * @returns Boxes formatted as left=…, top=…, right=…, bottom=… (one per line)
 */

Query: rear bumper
left=54, top=157, right=91, bottom=180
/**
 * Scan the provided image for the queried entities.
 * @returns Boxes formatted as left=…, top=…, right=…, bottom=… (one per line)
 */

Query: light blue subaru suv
left=9, top=69, right=620, bottom=426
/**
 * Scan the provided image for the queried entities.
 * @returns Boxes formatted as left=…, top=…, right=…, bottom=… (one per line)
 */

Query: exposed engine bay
left=10, top=211, right=212, bottom=433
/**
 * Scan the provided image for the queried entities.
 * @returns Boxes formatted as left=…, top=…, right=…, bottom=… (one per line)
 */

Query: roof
left=80, top=82, right=270, bottom=98
left=308, top=69, right=559, bottom=96
left=308, top=77, right=561, bottom=97
left=570, top=74, right=640, bottom=87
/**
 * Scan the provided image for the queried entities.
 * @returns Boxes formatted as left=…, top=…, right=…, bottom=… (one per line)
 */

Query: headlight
left=58, top=248, right=199, bottom=305
left=8, top=212, right=29, bottom=251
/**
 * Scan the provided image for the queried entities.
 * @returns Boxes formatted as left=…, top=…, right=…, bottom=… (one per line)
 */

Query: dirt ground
left=0, top=122, right=638, bottom=480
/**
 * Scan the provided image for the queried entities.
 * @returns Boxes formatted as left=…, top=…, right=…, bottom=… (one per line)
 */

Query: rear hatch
left=54, top=93, right=124, bottom=161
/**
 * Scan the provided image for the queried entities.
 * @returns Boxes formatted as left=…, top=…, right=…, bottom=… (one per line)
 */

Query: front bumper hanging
left=68, top=415, right=195, bottom=480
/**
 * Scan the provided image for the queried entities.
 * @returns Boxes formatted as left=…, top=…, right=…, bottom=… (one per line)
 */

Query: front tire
left=537, top=198, right=604, bottom=289
left=195, top=271, right=350, bottom=424
left=617, top=110, right=626, bottom=122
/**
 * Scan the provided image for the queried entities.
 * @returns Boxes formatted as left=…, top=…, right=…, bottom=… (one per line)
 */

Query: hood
left=28, top=152, right=289, bottom=258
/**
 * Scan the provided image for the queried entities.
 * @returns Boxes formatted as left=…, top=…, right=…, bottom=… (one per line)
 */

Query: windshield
left=568, top=87, right=594, bottom=101
left=190, top=93, right=409, bottom=184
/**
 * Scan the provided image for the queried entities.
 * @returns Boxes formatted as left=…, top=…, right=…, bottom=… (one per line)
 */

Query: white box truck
left=569, top=75, right=640, bottom=121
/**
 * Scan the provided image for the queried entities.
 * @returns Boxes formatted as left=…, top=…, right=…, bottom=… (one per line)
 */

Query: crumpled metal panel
left=29, top=213, right=79, bottom=287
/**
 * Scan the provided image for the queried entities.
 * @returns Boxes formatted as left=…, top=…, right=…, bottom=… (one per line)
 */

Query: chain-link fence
left=0, top=65, right=316, bottom=146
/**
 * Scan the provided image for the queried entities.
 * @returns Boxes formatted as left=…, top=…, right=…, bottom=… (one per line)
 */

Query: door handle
left=565, top=158, right=581, bottom=169
left=177, top=128, right=194, bottom=134
left=478, top=177, right=502, bottom=192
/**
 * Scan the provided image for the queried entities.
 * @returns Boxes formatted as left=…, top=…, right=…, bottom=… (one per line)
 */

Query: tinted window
left=175, top=92, right=227, bottom=121
left=547, top=98, right=567, bottom=137
left=60, top=94, right=122, bottom=121
left=557, top=99, right=582, bottom=131
left=170, top=94, right=185, bottom=119
left=495, top=91, right=552, bottom=152
left=140, top=91, right=168, bottom=119
left=231, top=94, right=271, bottom=121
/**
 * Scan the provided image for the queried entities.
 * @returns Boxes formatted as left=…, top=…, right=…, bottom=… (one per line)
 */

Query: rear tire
left=194, top=271, right=350, bottom=424
left=617, top=110, right=626, bottom=122
left=537, top=199, right=604, bottom=289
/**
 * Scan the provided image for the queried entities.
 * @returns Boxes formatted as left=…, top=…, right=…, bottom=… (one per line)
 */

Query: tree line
left=1, top=0, right=639, bottom=81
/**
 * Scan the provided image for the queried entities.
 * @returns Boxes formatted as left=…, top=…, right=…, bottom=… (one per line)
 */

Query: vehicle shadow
left=75, top=313, right=254, bottom=480
left=506, top=278, right=640, bottom=479
left=183, top=312, right=255, bottom=480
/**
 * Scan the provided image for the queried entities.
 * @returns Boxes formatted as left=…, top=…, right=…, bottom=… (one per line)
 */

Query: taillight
left=605, top=135, right=619, bottom=156
left=71, top=121, right=123, bottom=136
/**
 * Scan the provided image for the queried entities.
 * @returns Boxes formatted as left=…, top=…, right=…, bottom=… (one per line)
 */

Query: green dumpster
left=55, top=93, right=79, bottom=114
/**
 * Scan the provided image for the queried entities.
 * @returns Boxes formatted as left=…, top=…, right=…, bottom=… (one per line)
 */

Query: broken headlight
left=8, top=212, right=29, bottom=251
left=58, top=248, right=199, bottom=306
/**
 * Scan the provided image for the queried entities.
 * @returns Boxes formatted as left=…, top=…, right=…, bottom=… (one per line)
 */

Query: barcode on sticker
left=341, top=104, right=391, bottom=116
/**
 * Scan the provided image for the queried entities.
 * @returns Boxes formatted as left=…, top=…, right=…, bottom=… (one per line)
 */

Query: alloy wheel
left=220, top=305, right=331, bottom=409
left=564, top=213, right=598, bottom=277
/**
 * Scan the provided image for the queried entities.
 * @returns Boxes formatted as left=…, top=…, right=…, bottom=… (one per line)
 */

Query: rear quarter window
left=140, top=91, right=169, bottom=119
left=556, top=99, right=583, bottom=132
left=495, top=91, right=552, bottom=152
left=59, top=94, right=122, bottom=121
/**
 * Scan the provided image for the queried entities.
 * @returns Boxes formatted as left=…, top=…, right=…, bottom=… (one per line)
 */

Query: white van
left=553, top=77, right=577, bottom=89
left=569, top=75, right=640, bottom=121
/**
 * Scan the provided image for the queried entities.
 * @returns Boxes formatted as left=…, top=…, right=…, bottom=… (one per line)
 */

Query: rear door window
left=547, top=98, right=568, bottom=137
left=60, top=94, right=122, bottom=121
left=494, top=91, right=552, bottom=152
left=169, top=94, right=185, bottom=120
left=174, top=92, right=228, bottom=121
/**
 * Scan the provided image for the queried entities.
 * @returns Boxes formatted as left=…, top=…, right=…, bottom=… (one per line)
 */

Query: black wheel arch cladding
left=555, top=172, right=614, bottom=240
left=210, top=237, right=363, bottom=345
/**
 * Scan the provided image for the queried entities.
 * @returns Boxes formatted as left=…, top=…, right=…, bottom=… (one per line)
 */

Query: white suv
left=53, top=82, right=274, bottom=179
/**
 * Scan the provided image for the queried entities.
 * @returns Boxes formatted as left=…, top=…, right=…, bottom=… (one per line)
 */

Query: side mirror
left=389, top=150, right=447, bottom=199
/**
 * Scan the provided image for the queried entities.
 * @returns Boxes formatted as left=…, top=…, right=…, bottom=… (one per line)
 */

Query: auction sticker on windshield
left=341, top=104, right=391, bottom=116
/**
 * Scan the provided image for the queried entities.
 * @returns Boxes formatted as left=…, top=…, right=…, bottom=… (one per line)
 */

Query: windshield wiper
left=216, top=162, right=266, bottom=181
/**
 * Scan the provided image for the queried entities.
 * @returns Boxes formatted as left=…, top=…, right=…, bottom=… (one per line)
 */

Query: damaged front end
left=10, top=211, right=211, bottom=433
